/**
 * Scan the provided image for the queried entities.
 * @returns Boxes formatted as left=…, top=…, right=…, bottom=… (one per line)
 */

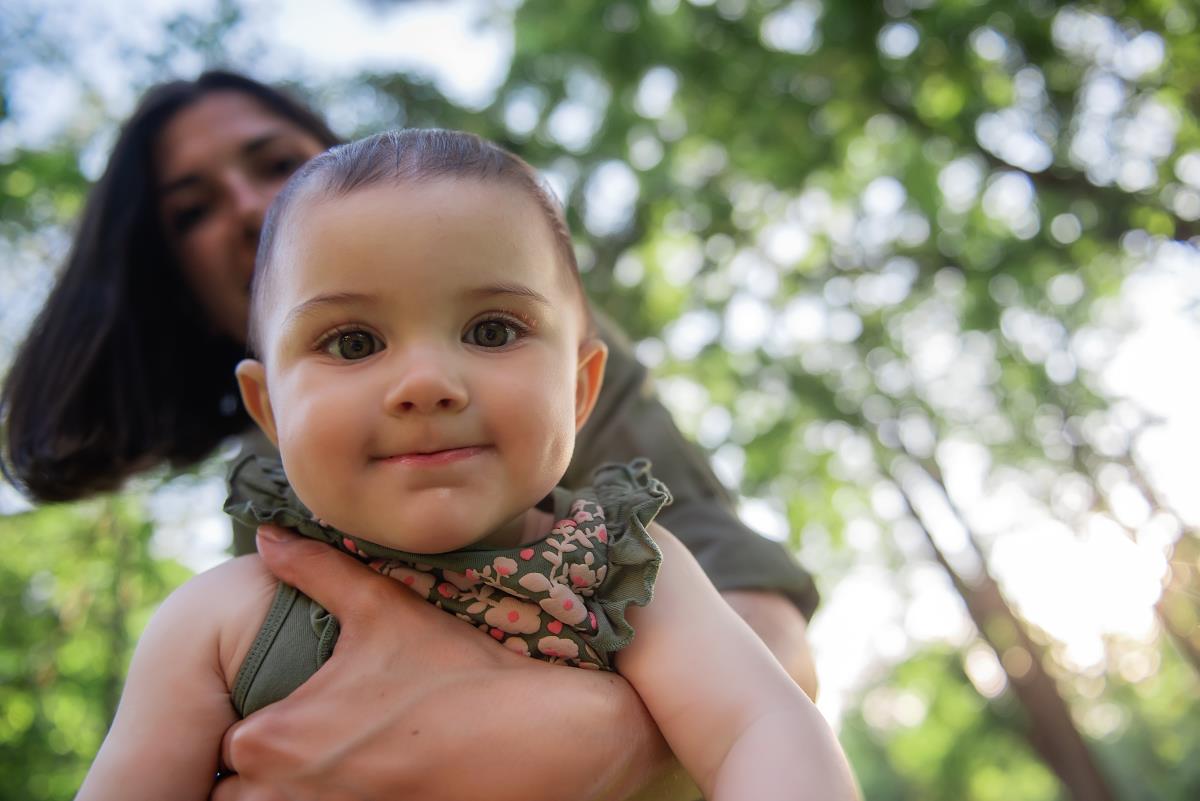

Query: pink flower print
left=504, top=637, right=531, bottom=657
left=436, top=582, right=458, bottom=599
left=519, top=547, right=535, bottom=561
left=595, top=525, right=608, bottom=543
left=572, top=507, right=595, bottom=523
left=442, top=570, right=480, bottom=591
left=550, top=519, right=578, bottom=538
left=587, top=611, right=598, bottom=631
left=341, top=536, right=365, bottom=555
left=377, top=565, right=436, bottom=599
left=539, top=583, right=588, bottom=626
left=581, top=643, right=602, bottom=667
left=484, top=597, right=543, bottom=635
left=537, top=636, right=580, bottom=660
left=492, top=556, right=518, bottom=577
left=518, top=572, right=553, bottom=593
left=568, top=563, right=597, bottom=589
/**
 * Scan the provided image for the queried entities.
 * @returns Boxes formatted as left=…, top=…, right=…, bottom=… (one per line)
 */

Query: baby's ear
left=235, top=359, right=279, bottom=446
left=574, top=338, right=608, bottom=432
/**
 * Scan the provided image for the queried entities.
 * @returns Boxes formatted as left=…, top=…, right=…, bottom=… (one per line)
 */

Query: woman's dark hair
left=250, top=128, right=589, bottom=357
left=1, top=71, right=340, bottom=502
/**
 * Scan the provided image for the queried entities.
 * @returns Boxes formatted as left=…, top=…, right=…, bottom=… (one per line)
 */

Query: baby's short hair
left=249, top=129, right=589, bottom=357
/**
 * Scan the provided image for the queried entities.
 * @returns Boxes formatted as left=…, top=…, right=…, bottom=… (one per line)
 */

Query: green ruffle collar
left=225, top=455, right=671, bottom=667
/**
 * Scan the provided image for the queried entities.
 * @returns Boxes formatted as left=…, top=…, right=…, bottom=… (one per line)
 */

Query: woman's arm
left=79, top=557, right=273, bottom=801
left=618, top=526, right=858, bottom=801
left=213, top=527, right=689, bottom=801
left=569, top=310, right=820, bottom=697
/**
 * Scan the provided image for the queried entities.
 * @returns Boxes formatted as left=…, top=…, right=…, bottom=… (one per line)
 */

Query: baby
left=79, top=129, right=857, bottom=800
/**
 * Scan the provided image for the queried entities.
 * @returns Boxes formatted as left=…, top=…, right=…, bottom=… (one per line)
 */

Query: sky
left=2, top=0, right=1196, bottom=728
left=3, top=0, right=511, bottom=139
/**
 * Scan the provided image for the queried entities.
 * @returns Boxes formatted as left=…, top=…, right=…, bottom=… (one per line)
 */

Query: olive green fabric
left=230, top=426, right=276, bottom=557
left=231, top=308, right=819, bottom=620
left=232, top=583, right=338, bottom=718
left=227, top=456, right=668, bottom=717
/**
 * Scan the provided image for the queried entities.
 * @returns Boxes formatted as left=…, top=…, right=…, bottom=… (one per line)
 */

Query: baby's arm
left=77, top=555, right=275, bottom=801
left=617, top=526, right=859, bottom=801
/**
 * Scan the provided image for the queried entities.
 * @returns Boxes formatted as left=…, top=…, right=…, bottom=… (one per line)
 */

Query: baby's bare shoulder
left=161, top=555, right=280, bottom=690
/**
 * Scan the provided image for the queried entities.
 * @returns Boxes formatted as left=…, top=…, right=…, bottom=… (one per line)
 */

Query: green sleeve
left=564, top=309, right=820, bottom=620
left=229, top=427, right=280, bottom=557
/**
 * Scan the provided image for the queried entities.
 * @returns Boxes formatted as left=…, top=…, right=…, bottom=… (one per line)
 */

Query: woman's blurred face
left=155, top=91, right=327, bottom=343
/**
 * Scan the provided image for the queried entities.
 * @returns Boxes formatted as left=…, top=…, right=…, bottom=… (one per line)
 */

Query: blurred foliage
left=2, top=0, right=1199, bottom=799
left=0, top=500, right=189, bottom=799
left=840, top=649, right=1064, bottom=801
left=842, top=636, right=1200, bottom=801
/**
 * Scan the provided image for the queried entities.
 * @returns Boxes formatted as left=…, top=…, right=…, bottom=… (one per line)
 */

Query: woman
left=2, top=71, right=819, bottom=800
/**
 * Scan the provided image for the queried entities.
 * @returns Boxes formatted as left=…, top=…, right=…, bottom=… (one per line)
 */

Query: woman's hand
left=211, top=526, right=687, bottom=801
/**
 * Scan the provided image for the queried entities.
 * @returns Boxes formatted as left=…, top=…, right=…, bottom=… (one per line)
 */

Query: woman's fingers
left=227, top=525, right=678, bottom=800
left=209, top=772, right=289, bottom=801
left=253, top=524, right=503, bottom=667
left=253, top=525, right=415, bottom=627
left=219, top=714, right=287, bottom=788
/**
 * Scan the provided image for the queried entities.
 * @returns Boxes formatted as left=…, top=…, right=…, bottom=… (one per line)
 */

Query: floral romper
left=224, top=455, right=670, bottom=717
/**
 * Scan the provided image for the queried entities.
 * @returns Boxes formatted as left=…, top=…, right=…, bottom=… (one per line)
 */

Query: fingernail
left=257, top=525, right=290, bottom=543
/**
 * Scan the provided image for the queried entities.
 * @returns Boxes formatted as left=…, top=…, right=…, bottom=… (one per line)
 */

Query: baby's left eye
left=464, top=319, right=519, bottom=348
left=321, top=330, right=382, bottom=360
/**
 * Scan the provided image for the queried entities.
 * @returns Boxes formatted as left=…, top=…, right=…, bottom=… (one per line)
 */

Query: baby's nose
left=383, top=355, right=468, bottom=414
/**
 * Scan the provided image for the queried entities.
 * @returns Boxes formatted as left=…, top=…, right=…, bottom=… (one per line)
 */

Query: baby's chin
left=335, top=509, right=534, bottom=555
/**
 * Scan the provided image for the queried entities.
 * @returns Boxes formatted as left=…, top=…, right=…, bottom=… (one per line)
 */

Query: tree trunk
left=888, top=458, right=1118, bottom=801
left=1156, top=533, right=1200, bottom=675
left=1120, top=458, right=1200, bottom=677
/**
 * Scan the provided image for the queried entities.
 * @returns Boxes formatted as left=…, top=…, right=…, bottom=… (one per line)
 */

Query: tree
left=0, top=499, right=189, bottom=800
left=2, top=0, right=1197, bottom=798
left=450, top=1, right=1196, bottom=798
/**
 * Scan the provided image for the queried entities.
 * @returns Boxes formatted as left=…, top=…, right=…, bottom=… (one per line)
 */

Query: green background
left=1, top=1, right=1198, bottom=798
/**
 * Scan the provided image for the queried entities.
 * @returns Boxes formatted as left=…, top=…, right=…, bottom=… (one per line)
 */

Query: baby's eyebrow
left=282, top=291, right=376, bottom=328
left=464, top=282, right=551, bottom=305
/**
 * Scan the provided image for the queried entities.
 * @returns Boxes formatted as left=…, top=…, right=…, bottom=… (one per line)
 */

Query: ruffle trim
left=586, top=459, right=670, bottom=653
left=224, top=454, right=670, bottom=664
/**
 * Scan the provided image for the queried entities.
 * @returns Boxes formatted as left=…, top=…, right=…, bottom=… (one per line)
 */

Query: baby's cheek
left=521, top=396, right=577, bottom=476
left=276, top=408, right=359, bottom=527
left=277, top=449, right=335, bottom=523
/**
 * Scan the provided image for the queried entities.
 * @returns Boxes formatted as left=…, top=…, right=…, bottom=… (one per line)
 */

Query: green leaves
left=0, top=501, right=188, bottom=799
left=2, top=1, right=1198, bottom=798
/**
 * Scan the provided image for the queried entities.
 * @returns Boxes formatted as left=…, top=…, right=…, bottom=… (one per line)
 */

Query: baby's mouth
left=377, top=446, right=487, bottom=467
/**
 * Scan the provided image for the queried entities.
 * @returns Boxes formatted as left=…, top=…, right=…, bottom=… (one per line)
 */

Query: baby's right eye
left=321, top=330, right=383, bottom=360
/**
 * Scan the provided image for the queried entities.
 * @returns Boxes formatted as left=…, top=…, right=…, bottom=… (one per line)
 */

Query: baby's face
left=240, top=178, right=603, bottom=553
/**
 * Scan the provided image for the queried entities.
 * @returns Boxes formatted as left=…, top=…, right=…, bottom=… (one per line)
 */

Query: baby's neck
left=519, top=507, right=555, bottom=545
left=475, top=506, right=555, bottom=550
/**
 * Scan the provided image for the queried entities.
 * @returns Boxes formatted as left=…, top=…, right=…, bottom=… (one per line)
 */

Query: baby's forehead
left=255, top=181, right=591, bottom=342
left=279, top=181, right=559, bottom=273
